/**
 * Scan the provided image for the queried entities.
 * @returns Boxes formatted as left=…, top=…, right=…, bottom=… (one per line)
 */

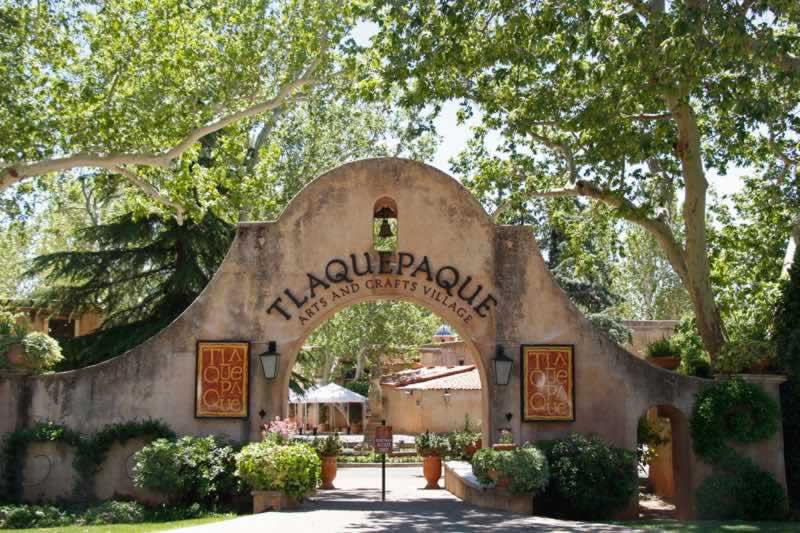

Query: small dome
left=434, top=325, right=454, bottom=338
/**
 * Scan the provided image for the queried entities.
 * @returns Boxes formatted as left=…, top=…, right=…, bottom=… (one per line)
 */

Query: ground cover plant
left=0, top=501, right=234, bottom=530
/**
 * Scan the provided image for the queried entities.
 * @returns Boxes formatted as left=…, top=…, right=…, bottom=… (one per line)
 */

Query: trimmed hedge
left=690, top=378, right=786, bottom=520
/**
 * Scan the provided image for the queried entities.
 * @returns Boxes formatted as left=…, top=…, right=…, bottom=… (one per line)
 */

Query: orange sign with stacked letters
left=521, top=345, right=574, bottom=421
left=196, top=341, right=249, bottom=418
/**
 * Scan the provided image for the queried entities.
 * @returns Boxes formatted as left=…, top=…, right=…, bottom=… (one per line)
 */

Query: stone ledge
left=443, top=461, right=533, bottom=515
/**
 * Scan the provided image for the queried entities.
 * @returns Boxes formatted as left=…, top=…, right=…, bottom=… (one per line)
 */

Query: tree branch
left=1, top=54, right=324, bottom=190
left=624, top=112, right=672, bottom=121
left=525, top=180, right=690, bottom=283
left=113, top=166, right=185, bottom=225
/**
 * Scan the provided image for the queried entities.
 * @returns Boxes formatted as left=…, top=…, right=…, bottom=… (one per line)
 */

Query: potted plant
left=314, top=433, right=342, bottom=490
left=645, top=337, right=680, bottom=370
left=0, top=310, right=29, bottom=370
left=717, top=339, right=777, bottom=375
left=415, top=432, right=449, bottom=489
left=448, top=430, right=482, bottom=460
left=235, top=440, right=320, bottom=512
left=492, top=429, right=516, bottom=451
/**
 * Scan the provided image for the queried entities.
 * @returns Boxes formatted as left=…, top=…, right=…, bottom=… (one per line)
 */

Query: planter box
left=251, top=490, right=300, bottom=513
left=492, top=443, right=517, bottom=451
left=444, top=461, right=533, bottom=515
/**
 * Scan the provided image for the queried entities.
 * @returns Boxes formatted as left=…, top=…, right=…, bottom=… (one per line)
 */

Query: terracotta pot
left=747, top=357, right=773, bottom=374
left=350, top=423, right=363, bottom=434
left=320, top=455, right=337, bottom=490
left=5, top=343, right=25, bottom=367
left=488, top=468, right=510, bottom=490
left=464, top=439, right=482, bottom=459
left=317, top=423, right=328, bottom=433
left=492, top=443, right=517, bottom=451
left=422, top=454, right=442, bottom=489
left=649, top=356, right=680, bottom=371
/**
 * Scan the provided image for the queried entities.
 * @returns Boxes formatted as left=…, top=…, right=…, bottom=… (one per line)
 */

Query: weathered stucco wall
left=0, top=158, right=788, bottom=517
left=382, top=387, right=482, bottom=434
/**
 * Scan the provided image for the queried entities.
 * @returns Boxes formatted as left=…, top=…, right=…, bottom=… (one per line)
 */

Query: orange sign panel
left=522, top=345, right=574, bottom=421
left=196, top=341, right=249, bottom=418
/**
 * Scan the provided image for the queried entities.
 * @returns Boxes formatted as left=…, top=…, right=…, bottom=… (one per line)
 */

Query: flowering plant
left=499, top=429, right=514, bottom=444
left=263, top=417, right=291, bottom=445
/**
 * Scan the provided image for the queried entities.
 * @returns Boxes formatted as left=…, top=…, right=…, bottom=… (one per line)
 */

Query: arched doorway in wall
left=638, top=404, right=692, bottom=520
left=276, top=297, right=488, bottom=453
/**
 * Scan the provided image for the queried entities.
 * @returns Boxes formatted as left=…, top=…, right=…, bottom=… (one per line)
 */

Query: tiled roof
left=399, top=368, right=481, bottom=391
left=381, top=365, right=476, bottom=387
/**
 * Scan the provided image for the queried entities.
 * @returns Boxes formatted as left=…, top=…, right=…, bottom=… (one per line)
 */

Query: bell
left=379, top=219, right=394, bottom=238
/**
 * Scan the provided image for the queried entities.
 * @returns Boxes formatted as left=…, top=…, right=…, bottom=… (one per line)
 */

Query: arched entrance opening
left=638, top=404, right=692, bottom=520
left=272, top=295, right=490, bottom=449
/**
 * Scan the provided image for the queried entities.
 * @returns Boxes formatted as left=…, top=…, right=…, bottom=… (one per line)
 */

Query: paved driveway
left=170, top=467, right=643, bottom=532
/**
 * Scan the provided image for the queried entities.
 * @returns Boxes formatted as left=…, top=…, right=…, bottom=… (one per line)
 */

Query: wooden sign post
left=374, top=421, right=393, bottom=501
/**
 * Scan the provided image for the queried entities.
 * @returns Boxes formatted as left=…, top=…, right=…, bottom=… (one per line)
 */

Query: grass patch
left=2, top=513, right=235, bottom=532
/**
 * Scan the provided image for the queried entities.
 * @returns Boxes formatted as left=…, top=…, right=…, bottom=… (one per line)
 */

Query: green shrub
left=0, top=504, right=73, bottom=529
left=689, top=378, right=786, bottom=519
left=470, top=448, right=497, bottom=485
left=690, top=378, right=779, bottom=462
left=81, top=501, right=146, bottom=524
left=773, top=248, right=800, bottom=507
left=645, top=337, right=677, bottom=358
left=235, top=441, right=320, bottom=499
left=696, top=458, right=786, bottom=520
left=337, top=452, right=421, bottom=463
left=17, top=332, right=63, bottom=372
left=415, top=432, right=449, bottom=456
left=345, top=380, right=369, bottom=397
left=716, top=339, right=776, bottom=374
left=0, top=501, right=227, bottom=529
left=672, top=316, right=711, bottom=376
left=470, top=446, right=549, bottom=496
left=313, top=433, right=342, bottom=457
left=132, top=436, right=240, bottom=505
left=538, top=433, right=637, bottom=520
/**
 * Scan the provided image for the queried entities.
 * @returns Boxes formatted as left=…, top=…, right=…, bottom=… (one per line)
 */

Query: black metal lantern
left=493, top=346, right=513, bottom=386
left=259, top=341, right=280, bottom=379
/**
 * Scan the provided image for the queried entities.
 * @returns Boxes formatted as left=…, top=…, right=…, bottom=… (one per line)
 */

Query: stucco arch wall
left=0, top=158, right=787, bottom=515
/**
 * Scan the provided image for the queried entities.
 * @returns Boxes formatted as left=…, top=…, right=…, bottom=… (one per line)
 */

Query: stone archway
left=2, top=158, right=789, bottom=517
left=276, top=294, right=489, bottom=442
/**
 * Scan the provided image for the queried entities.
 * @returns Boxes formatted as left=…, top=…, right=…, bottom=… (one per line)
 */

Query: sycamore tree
left=367, top=0, right=800, bottom=362
left=299, top=301, right=440, bottom=384
left=1, top=0, right=356, bottom=223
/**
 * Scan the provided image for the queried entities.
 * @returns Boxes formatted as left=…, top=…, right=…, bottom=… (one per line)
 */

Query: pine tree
left=26, top=211, right=233, bottom=369
left=774, top=248, right=800, bottom=506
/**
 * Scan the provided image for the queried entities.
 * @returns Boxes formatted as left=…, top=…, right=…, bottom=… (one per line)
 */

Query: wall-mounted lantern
left=259, top=341, right=280, bottom=379
left=493, top=346, right=513, bottom=386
